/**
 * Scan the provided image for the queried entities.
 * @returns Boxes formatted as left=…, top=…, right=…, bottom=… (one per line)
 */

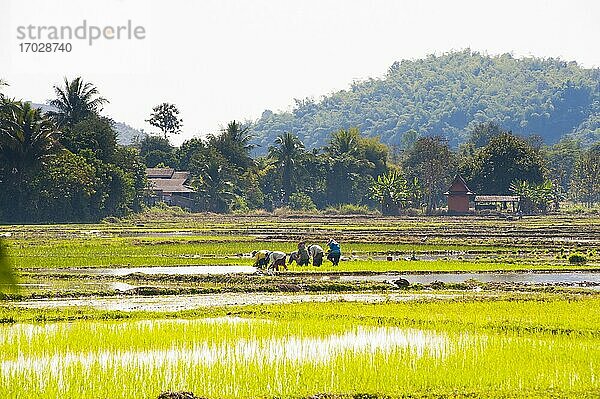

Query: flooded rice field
left=329, top=271, right=600, bottom=286
left=2, top=314, right=597, bottom=399
left=12, top=292, right=461, bottom=311
left=21, top=265, right=600, bottom=286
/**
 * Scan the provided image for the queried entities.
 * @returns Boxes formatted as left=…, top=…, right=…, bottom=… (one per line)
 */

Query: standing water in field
left=1, top=318, right=452, bottom=398
left=1, top=314, right=598, bottom=398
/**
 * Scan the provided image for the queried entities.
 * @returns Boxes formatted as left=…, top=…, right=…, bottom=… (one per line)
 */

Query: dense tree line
left=0, top=78, right=146, bottom=222
left=251, top=50, right=600, bottom=152
left=2, top=76, right=600, bottom=222
left=142, top=117, right=600, bottom=215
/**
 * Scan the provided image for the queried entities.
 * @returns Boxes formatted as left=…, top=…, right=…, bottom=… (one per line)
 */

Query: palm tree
left=0, top=100, right=61, bottom=220
left=325, top=128, right=372, bottom=205
left=0, top=100, right=61, bottom=176
left=208, top=120, right=255, bottom=170
left=194, top=157, right=236, bottom=213
left=268, top=132, right=305, bottom=202
left=327, top=128, right=362, bottom=158
left=48, top=77, right=108, bottom=127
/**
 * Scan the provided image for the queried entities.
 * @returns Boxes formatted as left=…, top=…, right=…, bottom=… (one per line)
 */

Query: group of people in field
left=251, top=239, right=342, bottom=272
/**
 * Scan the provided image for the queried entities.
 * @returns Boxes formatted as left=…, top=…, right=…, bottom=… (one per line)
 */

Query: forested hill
left=250, top=50, right=600, bottom=152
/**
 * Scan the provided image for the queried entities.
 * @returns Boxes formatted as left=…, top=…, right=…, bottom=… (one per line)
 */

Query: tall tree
left=325, top=128, right=373, bottom=205
left=546, top=138, right=582, bottom=192
left=48, top=77, right=108, bottom=127
left=570, top=145, right=600, bottom=207
left=268, top=132, right=306, bottom=202
left=208, top=120, right=254, bottom=170
left=60, top=114, right=117, bottom=162
left=469, top=132, right=546, bottom=194
left=190, top=149, right=236, bottom=213
left=146, top=103, right=183, bottom=139
left=0, top=101, right=62, bottom=221
left=403, top=136, right=454, bottom=214
left=468, top=121, right=503, bottom=148
left=139, top=135, right=176, bottom=167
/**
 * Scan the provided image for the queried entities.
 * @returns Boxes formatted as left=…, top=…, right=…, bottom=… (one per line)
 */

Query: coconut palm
left=208, top=120, right=255, bottom=170
left=193, top=157, right=236, bottom=213
left=268, top=132, right=306, bottom=202
left=326, top=128, right=362, bottom=158
left=48, top=77, right=108, bottom=127
left=0, top=100, right=61, bottom=177
left=0, top=100, right=61, bottom=220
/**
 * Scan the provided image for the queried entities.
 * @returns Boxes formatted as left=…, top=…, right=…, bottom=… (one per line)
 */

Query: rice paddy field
left=1, top=212, right=600, bottom=398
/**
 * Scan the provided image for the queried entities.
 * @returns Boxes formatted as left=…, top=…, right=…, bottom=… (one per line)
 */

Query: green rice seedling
left=1, top=295, right=599, bottom=398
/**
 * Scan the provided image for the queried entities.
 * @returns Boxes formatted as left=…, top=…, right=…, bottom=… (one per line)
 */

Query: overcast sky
left=1, top=0, right=599, bottom=145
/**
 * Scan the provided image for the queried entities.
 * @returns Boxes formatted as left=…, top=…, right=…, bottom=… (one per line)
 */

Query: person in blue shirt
left=326, top=238, right=341, bottom=266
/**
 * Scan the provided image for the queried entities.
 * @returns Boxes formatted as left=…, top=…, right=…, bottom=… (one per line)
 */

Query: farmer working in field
left=251, top=250, right=270, bottom=269
left=289, top=242, right=310, bottom=267
left=307, top=243, right=324, bottom=267
left=327, top=238, right=341, bottom=266
left=267, top=250, right=287, bottom=271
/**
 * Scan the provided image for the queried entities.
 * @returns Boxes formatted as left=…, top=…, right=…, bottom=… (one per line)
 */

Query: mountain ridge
left=250, top=50, right=600, bottom=152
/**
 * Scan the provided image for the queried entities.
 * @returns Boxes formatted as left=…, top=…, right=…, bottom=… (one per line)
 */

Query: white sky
left=1, top=0, right=599, bottom=145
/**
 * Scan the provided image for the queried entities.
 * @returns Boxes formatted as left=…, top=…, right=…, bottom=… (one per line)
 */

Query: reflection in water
left=1, top=319, right=450, bottom=377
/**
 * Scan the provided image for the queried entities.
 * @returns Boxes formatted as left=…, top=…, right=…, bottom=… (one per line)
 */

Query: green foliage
left=546, top=138, right=582, bottom=192
left=509, top=180, right=556, bottom=214
left=60, top=114, right=117, bottom=162
left=403, top=136, right=454, bottom=213
left=287, top=192, right=317, bottom=212
left=268, top=132, right=306, bottom=202
left=28, top=151, right=97, bottom=221
left=190, top=148, right=237, bottom=213
left=570, top=144, right=600, bottom=206
left=0, top=94, right=144, bottom=222
left=47, top=77, right=108, bottom=128
left=146, top=103, right=183, bottom=139
left=208, top=120, right=255, bottom=171
left=0, top=100, right=62, bottom=221
left=251, top=51, right=600, bottom=151
left=568, top=252, right=587, bottom=265
left=140, top=135, right=176, bottom=167
left=324, top=128, right=387, bottom=205
left=369, top=170, right=408, bottom=215
left=468, top=132, right=545, bottom=194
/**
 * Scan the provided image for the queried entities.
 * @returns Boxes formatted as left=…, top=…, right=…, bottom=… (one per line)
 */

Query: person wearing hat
left=267, top=250, right=287, bottom=271
left=289, top=242, right=310, bottom=267
left=251, top=250, right=270, bottom=269
left=326, top=238, right=341, bottom=266
left=307, top=243, right=324, bottom=267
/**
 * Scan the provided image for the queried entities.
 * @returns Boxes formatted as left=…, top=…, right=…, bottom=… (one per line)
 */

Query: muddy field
left=1, top=213, right=600, bottom=399
left=1, top=213, right=599, bottom=302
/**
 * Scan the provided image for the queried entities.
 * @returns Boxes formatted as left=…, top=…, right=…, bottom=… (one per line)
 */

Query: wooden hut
left=444, top=175, right=474, bottom=214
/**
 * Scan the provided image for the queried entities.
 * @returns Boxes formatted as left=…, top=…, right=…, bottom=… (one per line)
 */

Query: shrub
left=288, top=192, right=317, bottom=212
left=568, top=252, right=587, bottom=265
